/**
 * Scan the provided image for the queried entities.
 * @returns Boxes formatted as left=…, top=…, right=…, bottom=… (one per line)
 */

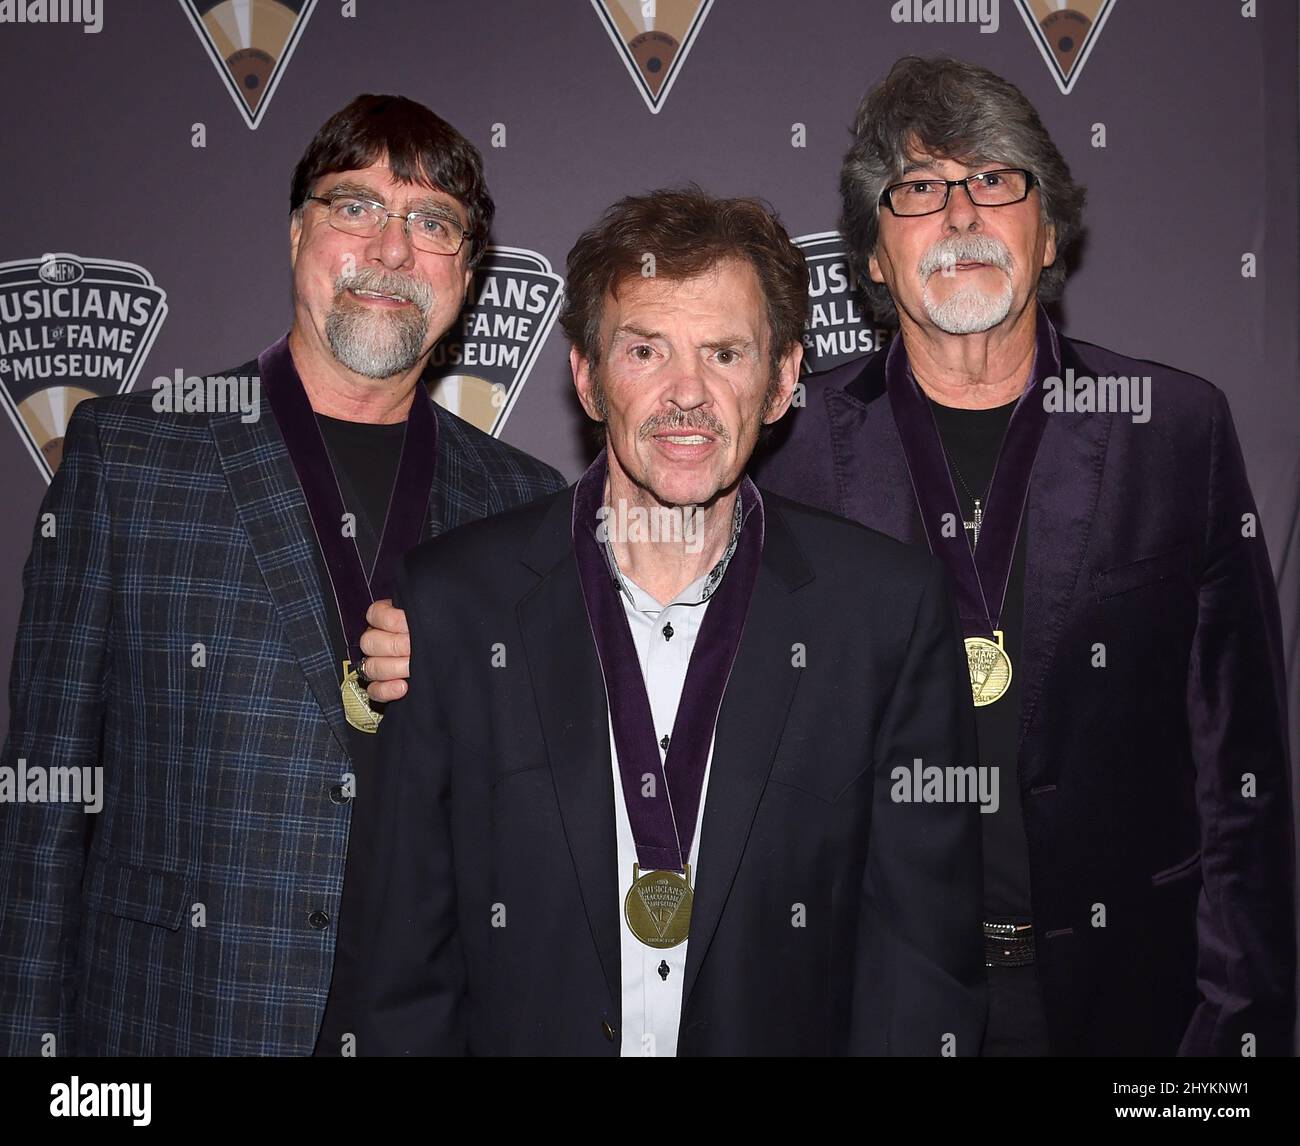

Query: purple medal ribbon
left=572, top=449, right=764, bottom=874
left=886, top=305, right=1061, bottom=637
left=259, top=333, right=439, bottom=664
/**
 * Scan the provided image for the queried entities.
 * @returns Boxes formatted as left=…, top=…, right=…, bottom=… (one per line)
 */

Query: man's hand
left=360, top=598, right=410, bottom=701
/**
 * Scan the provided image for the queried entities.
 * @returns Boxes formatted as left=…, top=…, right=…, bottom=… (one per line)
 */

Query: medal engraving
left=965, top=630, right=1013, bottom=707
left=624, top=863, right=694, bottom=949
left=341, top=659, right=382, bottom=733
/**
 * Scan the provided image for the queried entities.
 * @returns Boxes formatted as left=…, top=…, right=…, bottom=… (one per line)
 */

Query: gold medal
left=341, top=659, right=382, bottom=734
left=965, top=630, right=1012, bottom=707
left=624, top=863, right=693, bottom=948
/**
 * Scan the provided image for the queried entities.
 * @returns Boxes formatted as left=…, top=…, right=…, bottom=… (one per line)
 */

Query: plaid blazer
left=0, top=354, right=566, bottom=1056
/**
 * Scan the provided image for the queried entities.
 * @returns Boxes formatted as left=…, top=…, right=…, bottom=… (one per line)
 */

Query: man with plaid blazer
left=0, top=95, right=564, bottom=1056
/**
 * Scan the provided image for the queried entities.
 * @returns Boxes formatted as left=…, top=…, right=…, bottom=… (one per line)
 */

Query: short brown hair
left=560, top=186, right=808, bottom=374
left=290, top=93, right=495, bottom=267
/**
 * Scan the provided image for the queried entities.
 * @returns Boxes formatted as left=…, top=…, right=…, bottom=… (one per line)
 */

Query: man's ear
left=867, top=247, right=885, bottom=285
left=1042, top=221, right=1058, bottom=269
left=762, top=343, right=804, bottom=425
left=462, top=263, right=474, bottom=302
left=289, top=211, right=303, bottom=271
left=571, top=346, right=603, bottom=422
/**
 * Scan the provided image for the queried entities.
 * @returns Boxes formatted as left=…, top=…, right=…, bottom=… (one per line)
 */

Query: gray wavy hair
left=841, top=56, right=1087, bottom=324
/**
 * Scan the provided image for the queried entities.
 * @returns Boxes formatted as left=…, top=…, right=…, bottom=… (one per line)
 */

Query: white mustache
left=334, top=268, right=434, bottom=315
left=918, top=234, right=1013, bottom=279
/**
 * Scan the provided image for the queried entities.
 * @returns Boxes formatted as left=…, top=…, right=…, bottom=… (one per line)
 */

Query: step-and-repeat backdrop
left=1, top=2, right=1296, bottom=770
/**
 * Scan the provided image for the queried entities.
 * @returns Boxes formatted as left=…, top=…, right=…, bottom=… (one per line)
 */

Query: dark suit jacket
left=0, top=356, right=565, bottom=1055
left=752, top=333, right=1296, bottom=1056
left=355, top=484, right=986, bottom=1056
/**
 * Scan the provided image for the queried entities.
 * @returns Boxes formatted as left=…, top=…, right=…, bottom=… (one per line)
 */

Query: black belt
left=984, top=922, right=1035, bottom=967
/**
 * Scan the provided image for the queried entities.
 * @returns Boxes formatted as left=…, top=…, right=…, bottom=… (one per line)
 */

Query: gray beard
left=325, top=303, right=427, bottom=379
left=922, top=279, right=1014, bottom=334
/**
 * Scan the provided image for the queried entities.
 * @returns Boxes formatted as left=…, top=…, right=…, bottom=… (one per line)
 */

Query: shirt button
left=601, top=1020, right=617, bottom=1042
left=328, top=784, right=350, bottom=804
left=662, top=622, right=674, bottom=641
left=308, top=911, right=331, bottom=930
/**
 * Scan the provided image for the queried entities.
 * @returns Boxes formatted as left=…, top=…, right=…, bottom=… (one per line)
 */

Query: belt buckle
left=983, top=921, right=1035, bottom=967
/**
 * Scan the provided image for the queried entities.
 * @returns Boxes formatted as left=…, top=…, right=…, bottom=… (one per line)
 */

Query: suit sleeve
left=852, top=558, right=986, bottom=1056
left=354, top=552, right=468, bottom=1055
left=0, top=400, right=114, bottom=1057
left=1179, top=388, right=1295, bottom=1057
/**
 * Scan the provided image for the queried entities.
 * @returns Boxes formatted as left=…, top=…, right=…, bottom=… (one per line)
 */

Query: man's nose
left=369, top=211, right=416, bottom=269
left=662, top=355, right=710, bottom=410
left=942, top=181, right=982, bottom=230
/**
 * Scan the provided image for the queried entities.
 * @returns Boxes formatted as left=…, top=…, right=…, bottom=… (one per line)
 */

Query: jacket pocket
left=1150, top=849, right=1201, bottom=888
left=1092, top=546, right=1191, bottom=601
left=82, top=855, right=192, bottom=931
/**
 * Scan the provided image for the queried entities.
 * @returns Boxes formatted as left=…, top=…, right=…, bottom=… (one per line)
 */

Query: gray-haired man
left=755, top=55, right=1294, bottom=1057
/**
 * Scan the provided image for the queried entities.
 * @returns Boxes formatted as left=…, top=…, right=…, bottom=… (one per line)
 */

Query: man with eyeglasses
left=0, top=94, right=564, bottom=1056
left=752, top=56, right=1295, bottom=1057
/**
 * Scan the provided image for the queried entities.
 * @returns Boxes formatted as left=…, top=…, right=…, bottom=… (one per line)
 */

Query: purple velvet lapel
left=825, top=348, right=923, bottom=545
left=1017, top=336, right=1111, bottom=763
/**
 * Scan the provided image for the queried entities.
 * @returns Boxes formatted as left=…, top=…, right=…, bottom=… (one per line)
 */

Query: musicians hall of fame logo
left=0, top=254, right=168, bottom=481
left=179, top=0, right=316, bottom=130
left=423, top=247, right=563, bottom=438
left=591, top=0, right=714, bottom=115
left=793, top=233, right=892, bottom=375
left=1013, top=0, right=1117, bottom=95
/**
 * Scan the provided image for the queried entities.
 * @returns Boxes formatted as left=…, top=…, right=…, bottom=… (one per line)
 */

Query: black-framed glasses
left=879, top=168, right=1038, bottom=217
left=306, top=193, right=470, bottom=255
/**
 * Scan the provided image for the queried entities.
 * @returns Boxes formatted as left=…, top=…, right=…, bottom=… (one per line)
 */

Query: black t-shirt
left=310, top=411, right=407, bottom=1054
left=928, top=397, right=1033, bottom=923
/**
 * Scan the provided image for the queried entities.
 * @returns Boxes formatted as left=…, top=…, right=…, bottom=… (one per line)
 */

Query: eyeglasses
left=879, top=168, right=1038, bottom=217
left=306, top=193, right=470, bottom=255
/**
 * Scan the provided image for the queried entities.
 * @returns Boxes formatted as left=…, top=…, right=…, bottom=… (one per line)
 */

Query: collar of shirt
left=602, top=494, right=744, bottom=612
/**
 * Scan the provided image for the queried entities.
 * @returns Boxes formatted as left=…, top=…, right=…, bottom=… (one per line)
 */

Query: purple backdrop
left=0, top=2, right=1296, bottom=1023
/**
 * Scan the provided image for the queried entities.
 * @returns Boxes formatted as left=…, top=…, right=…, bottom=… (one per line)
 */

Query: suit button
left=328, top=784, right=350, bottom=804
left=308, top=911, right=330, bottom=930
left=602, top=1020, right=616, bottom=1042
